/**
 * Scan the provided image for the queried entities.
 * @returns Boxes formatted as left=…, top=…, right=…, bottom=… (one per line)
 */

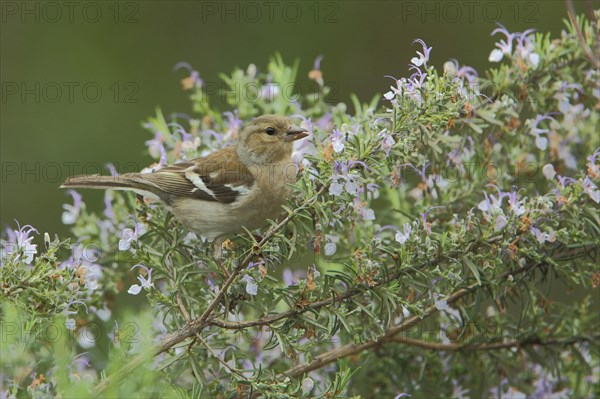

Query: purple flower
left=60, top=244, right=102, bottom=291
left=383, top=70, right=426, bottom=105
left=167, top=122, right=199, bottom=157
left=582, top=176, right=600, bottom=203
left=260, top=83, right=280, bottom=102
left=329, top=160, right=365, bottom=196
left=587, top=147, right=600, bottom=166
left=3, top=222, right=38, bottom=264
left=459, top=65, right=478, bottom=84
left=93, top=304, right=111, bottom=322
left=411, top=39, right=432, bottom=67
left=324, top=240, right=337, bottom=256
left=289, top=115, right=316, bottom=164
left=444, top=59, right=479, bottom=85
left=477, top=187, right=505, bottom=224
left=395, top=223, right=412, bottom=244
left=542, top=164, right=556, bottom=180
left=448, top=136, right=475, bottom=166
left=105, top=163, right=119, bottom=177
left=64, top=298, right=88, bottom=330
left=62, top=190, right=83, bottom=225
left=0, top=390, right=16, bottom=399
left=301, top=377, right=315, bottom=395
left=309, top=265, right=321, bottom=280
left=241, top=274, right=258, bottom=295
left=103, top=192, right=116, bottom=222
left=68, top=353, right=92, bottom=381
left=433, top=293, right=461, bottom=319
left=282, top=268, right=306, bottom=287
left=556, top=175, right=576, bottom=188
left=128, top=264, right=153, bottom=295
left=408, top=65, right=427, bottom=89
left=587, top=147, right=600, bottom=178
left=528, top=114, right=555, bottom=151
left=531, top=226, right=556, bottom=244
left=506, top=190, right=526, bottom=216
left=118, top=221, right=147, bottom=251
left=173, top=61, right=203, bottom=90
left=158, top=143, right=168, bottom=166
left=420, top=212, right=432, bottom=235
left=558, top=98, right=590, bottom=132
left=515, top=29, right=540, bottom=68
left=329, top=177, right=344, bottom=196
left=315, top=113, right=333, bottom=130
left=246, top=261, right=261, bottom=270
left=223, top=110, right=242, bottom=140
left=200, top=129, right=224, bottom=150
left=313, top=55, right=324, bottom=70
left=383, top=75, right=404, bottom=104
left=354, top=200, right=375, bottom=220
left=309, top=55, right=324, bottom=86
left=145, top=131, right=166, bottom=160
left=478, top=191, right=503, bottom=212
left=353, top=187, right=375, bottom=221
left=330, top=127, right=345, bottom=153
left=489, top=23, right=515, bottom=62
left=282, top=268, right=294, bottom=286
left=494, top=215, right=508, bottom=231
left=378, top=129, right=395, bottom=156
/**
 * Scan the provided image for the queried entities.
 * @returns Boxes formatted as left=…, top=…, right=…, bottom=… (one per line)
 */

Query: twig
left=209, top=248, right=470, bottom=330
left=387, top=334, right=600, bottom=351
left=195, top=333, right=247, bottom=380
left=280, top=260, right=543, bottom=379
left=177, top=290, right=244, bottom=381
left=176, top=293, right=191, bottom=322
left=92, top=187, right=324, bottom=396
left=564, top=0, right=600, bottom=69
left=155, top=186, right=325, bottom=353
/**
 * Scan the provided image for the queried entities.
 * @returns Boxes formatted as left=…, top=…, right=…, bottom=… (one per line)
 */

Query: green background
left=0, top=0, right=583, bottom=236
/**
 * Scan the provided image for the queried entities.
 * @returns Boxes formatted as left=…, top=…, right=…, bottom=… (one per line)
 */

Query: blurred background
left=0, top=0, right=587, bottom=236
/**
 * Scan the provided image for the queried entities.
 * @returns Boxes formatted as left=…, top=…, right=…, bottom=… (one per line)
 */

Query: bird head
left=236, top=115, right=308, bottom=165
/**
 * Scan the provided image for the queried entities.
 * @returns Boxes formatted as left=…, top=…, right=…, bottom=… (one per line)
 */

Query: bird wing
left=137, top=146, right=255, bottom=204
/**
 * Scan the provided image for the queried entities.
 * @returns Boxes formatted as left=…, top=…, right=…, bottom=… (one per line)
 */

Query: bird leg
left=212, top=236, right=230, bottom=278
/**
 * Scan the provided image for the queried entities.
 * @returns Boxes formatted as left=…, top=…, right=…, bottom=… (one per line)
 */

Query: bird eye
left=265, top=127, right=276, bottom=135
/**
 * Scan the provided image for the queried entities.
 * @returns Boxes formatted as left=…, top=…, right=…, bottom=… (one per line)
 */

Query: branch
left=92, top=186, right=324, bottom=396
left=208, top=248, right=459, bottom=330
left=388, top=334, right=600, bottom=351
left=281, top=259, right=543, bottom=379
left=564, top=0, right=600, bottom=69
left=155, top=186, right=325, bottom=353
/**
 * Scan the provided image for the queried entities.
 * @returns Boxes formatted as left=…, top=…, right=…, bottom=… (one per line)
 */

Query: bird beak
left=284, top=125, right=309, bottom=142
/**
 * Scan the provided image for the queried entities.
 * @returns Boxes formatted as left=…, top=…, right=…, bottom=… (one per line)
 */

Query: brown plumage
left=61, top=115, right=308, bottom=239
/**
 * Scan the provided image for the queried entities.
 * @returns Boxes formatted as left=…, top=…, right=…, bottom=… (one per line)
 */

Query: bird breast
left=171, top=160, right=298, bottom=239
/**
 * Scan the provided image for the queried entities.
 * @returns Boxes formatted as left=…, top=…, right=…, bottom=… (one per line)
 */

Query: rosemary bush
left=2, top=12, right=599, bottom=399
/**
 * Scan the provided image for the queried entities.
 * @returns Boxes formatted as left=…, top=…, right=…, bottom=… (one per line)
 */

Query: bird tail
left=61, top=174, right=161, bottom=200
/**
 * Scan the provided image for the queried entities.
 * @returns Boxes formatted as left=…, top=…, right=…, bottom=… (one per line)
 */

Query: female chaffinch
left=61, top=115, right=309, bottom=239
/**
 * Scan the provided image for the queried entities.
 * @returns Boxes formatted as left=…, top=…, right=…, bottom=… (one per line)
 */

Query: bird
left=61, top=115, right=309, bottom=240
